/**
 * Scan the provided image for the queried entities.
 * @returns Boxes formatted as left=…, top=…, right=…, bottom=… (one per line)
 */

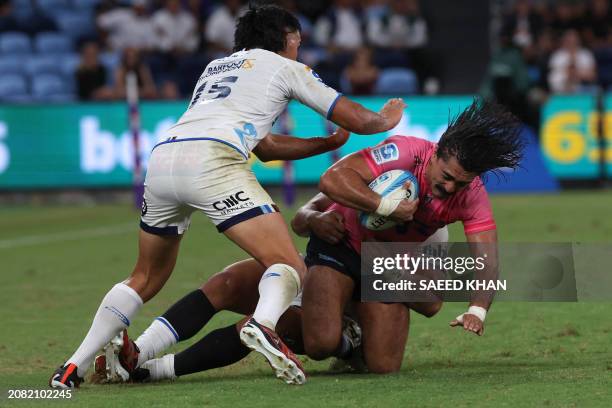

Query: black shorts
left=304, top=235, right=361, bottom=300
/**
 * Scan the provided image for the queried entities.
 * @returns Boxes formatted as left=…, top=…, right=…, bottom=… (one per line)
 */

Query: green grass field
left=1, top=190, right=611, bottom=407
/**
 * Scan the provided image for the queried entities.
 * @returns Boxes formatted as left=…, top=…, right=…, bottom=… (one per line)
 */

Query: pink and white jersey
left=328, top=135, right=496, bottom=253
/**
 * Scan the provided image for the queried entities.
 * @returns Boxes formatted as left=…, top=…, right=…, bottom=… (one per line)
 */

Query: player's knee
left=261, top=263, right=304, bottom=291
left=303, top=330, right=340, bottom=361
left=365, top=356, right=402, bottom=374
left=260, top=256, right=306, bottom=280
left=408, top=301, right=443, bottom=318
left=201, top=270, right=241, bottom=310
left=422, top=302, right=443, bottom=318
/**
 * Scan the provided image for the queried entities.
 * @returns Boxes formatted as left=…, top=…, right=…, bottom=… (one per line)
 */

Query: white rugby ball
left=359, top=169, right=419, bottom=231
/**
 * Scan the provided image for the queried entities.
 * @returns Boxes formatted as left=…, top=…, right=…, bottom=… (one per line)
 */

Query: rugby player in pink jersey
left=297, top=99, right=524, bottom=372
left=93, top=99, right=524, bottom=381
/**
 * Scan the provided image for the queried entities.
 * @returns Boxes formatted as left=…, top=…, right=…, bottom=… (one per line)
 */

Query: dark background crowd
left=0, top=0, right=610, bottom=126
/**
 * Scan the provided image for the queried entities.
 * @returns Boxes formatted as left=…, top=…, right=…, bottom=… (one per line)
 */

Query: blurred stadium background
left=1, top=0, right=611, bottom=406
left=0, top=0, right=610, bottom=195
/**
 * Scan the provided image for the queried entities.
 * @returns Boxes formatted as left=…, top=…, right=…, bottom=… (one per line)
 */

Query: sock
left=140, top=354, right=176, bottom=381
left=252, top=264, right=300, bottom=330
left=174, top=324, right=251, bottom=377
left=66, top=283, right=143, bottom=378
left=135, top=290, right=216, bottom=366
left=135, top=318, right=178, bottom=367
left=334, top=334, right=353, bottom=359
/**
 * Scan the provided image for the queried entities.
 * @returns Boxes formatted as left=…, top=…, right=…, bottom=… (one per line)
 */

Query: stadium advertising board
left=0, top=96, right=559, bottom=190
left=0, top=97, right=473, bottom=189
left=541, top=94, right=612, bottom=179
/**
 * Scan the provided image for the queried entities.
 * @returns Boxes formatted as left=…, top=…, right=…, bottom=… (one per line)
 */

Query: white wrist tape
left=375, top=196, right=400, bottom=216
left=456, top=306, right=487, bottom=323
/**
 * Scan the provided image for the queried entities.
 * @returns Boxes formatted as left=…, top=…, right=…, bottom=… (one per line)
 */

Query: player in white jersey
left=50, top=4, right=406, bottom=388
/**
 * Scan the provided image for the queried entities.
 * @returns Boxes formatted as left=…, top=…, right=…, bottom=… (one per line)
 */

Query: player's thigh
left=301, top=265, right=354, bottom=356
left=223, top=212, right=305, bottom=277
left=356, top=302, right=409, bottom=374
left=202, top=258, right=266, bottom=314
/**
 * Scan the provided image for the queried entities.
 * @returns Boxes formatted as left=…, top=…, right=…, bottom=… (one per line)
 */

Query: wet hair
left=233, top=4, right=301, bottom=53
left=437, top=99, right=525, bottom=177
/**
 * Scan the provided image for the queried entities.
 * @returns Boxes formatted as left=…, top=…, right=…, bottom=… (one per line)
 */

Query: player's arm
left=318, top=152, right=418, bottom=222
left=450, top=229, right=499, bottom=336
left=291, top=193, right=345, bottom=244
left=329, top=97, right=406, bottom=135
left=284, top=62, right=406, bottom=135
left=253, top=128, right=349, bottom=162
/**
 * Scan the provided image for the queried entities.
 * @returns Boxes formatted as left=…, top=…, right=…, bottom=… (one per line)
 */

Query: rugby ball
left=359, top=169, right=419, bottom=231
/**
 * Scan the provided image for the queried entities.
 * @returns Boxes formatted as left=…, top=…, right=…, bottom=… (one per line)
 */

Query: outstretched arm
left=252, top=128, right=349, bottom=162
left=450, top=229, right=499, bottom=336
left=329, top=97, right=406, bottom=135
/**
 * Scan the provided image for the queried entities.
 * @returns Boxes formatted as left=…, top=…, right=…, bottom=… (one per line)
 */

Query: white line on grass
left=0, top=223, right=137, bottom=250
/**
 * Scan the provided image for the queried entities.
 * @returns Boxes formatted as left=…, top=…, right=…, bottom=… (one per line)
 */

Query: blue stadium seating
left=35, top=32, right=74, bottom=54
left=0, top=74, right=30, bottom=102
left=72, top=0, right=101, bottom=11
left=37, top=0, right=72, bottom=18
left=0, top=32, right=32, bottom=55
left=375, top=68, right=419, bottom=95
left=25, top=55, right=62, bottom=77
left=0, top=57, right=24, bottom=76
left=59, top=53, right=81, bottom=78
left=12, top=0, right=31, bottom=8
left=13, top=4, right=33, bottom=22
left=100, top=52, right=120, bottom=85
left=55, top=11, right=96, bottom=40
left=58, top=53, right=80, bottom=91
left=31, top=74, right=74, bottom=101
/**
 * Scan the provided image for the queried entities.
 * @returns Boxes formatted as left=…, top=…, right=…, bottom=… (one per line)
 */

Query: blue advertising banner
left=0, top=96, right=558, bottom=192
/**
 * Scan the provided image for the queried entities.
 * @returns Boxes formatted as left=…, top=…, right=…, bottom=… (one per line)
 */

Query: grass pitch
left=1, top=190, right=611, bottom=407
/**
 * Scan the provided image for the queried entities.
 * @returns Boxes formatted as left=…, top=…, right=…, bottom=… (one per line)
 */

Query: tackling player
left=298, top=99, right=524, bottom=371
left=50, top=4, right=406, bottom=388
left=91, top=257, right=359, bottom=384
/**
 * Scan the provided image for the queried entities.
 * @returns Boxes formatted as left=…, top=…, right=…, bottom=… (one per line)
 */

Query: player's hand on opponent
left=379, top=98, right=407, bottom=130
left=388, top=181, right=419, bottom=223
left=326, top=128, right=350, bottom=150
left=450, top=313, right=485, bottom=336
left=310, top=211, right=346, bottom=244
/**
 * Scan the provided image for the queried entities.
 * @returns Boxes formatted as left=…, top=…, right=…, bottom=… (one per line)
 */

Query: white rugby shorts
left=140, top=138, right=278, bottom=235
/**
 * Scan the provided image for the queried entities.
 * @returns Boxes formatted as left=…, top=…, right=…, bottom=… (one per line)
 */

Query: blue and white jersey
left=166, top=48, right=342, bottom=158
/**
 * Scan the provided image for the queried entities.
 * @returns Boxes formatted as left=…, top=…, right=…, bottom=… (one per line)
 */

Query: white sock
left=252, top=264, right=300, bottom=330
left=140, top=354, right=176, bottom=381
left=135, top=318, right=179, bottom=367
left=66, top=283, right=143, bottom=378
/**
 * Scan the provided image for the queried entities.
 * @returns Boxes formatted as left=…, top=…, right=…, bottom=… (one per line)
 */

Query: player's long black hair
left=233, top=3, right=301, bottom=53
left=437, top=99, right=525, bottom=177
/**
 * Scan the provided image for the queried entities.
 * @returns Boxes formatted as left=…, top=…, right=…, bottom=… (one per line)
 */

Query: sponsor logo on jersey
left=371, top=143, right=399, bottom=164
left=213, top=191, right=255, bottom=215
left=305, top=66, right=330, bottom=88
left=203, top=59, right=254, bottom=78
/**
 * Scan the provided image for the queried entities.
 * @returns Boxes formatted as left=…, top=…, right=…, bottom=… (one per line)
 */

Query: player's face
left=428, top=153, right=477, bottom=199
left=282, top=30, right=301, bottom=61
